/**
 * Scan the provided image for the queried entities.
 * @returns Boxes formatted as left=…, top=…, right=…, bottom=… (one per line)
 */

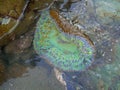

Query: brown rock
left=0, top=59, right=6, bottom=85
left=4, top=34, right=33, bottom=54
left=0, top=0, right=26, bottom=46
left=7, top=63, right=27, bottom=78
left=0, top=0, right=54, bottom=46
left=0, top=0, right=25, bottom=18
left=27, top=0, right=54, bottom=12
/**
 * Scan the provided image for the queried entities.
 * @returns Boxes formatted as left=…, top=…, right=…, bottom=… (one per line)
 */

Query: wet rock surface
left=0, top=0, right=25, bottom=18
left=0, top=59, right=6, bottom=85
left=6, top=63, right=27, bottom=78
left=53, top=0, right=120, bottom=89
left=0, top=0, right=120, bottom=90
left=4, top=31, right=33, bottom=54
left=0, top=61, right=65, bottom=90
left=0, top=0, right=26, bottom=46
left=0, top=0, right=54, bottom=46
left=0, top=54, right=65, bottom=89
left=94, top=0, right=120, bottom=25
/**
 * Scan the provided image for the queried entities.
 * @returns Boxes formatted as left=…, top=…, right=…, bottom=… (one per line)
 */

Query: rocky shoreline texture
left=0, top=0, right=120, bottom=90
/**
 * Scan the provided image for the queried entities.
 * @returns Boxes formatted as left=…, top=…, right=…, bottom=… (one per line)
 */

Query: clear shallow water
left=0, top=0, right=120, bottom=90
left=0, top=60, right=65, bottom=90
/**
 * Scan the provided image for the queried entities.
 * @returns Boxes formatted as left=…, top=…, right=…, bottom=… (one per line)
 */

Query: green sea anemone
left=33, top=10, right=94, bottom=71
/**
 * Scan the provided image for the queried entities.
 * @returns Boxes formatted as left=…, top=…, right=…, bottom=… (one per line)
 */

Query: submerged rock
left=0, top=59, right=6, bottom=85
left=6, top=63, right=27, bottom=78
left=0, top=0, right=25, bottom=19
left=94, top=0, right=120, bottom=25
left=0, top=66, right=65, bottom=90
left=4, top=34, right=33, bottom=54
left=0, top=0, right=54, bottom=46
left=50, top=0, right=120, bottom=89
left=0, top=0, right=27, bottom=46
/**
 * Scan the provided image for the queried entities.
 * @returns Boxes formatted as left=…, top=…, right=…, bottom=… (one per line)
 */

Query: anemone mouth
left=33, top=10, right=95, bottom=71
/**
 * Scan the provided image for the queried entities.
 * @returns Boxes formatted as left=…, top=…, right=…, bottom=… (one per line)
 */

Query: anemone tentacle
left=33, top=10, right=95, bottom=71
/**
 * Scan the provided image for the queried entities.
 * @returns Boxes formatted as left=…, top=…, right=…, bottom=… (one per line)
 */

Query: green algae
left=33, top=10, right=94, bottom=71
